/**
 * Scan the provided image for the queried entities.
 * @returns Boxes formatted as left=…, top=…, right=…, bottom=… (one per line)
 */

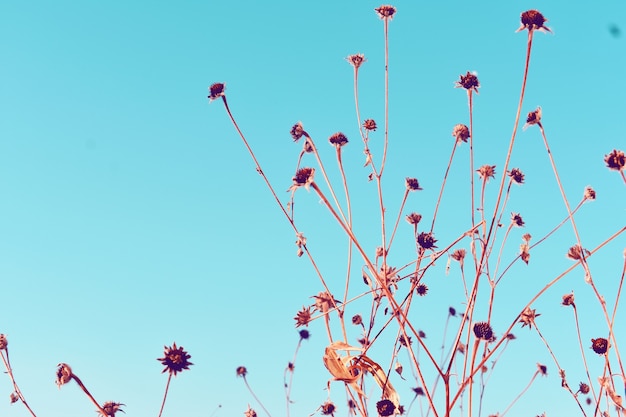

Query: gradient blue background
left=1, top=1, right=625, bottom=416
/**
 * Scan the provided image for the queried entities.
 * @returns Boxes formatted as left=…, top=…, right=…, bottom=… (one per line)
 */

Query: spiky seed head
left=208, top=83, right=225, bottom=101
left=508, top=168, right=525, bottom=184
left=294, top=306, right=313, bottom=327
left=604, top=149, right=625, bottom=171
left=591, top=338, right=609, bottom=355
left=290, top=122, right=305, bottom=142
left=376, top=399, right=396, bottom=417
left=55, top=363, right=73, bottom=388
left=346, top=54, right=366, bottom=69
left=329, top=132, right=348, bottom=148
left=417, top=232, right=437, bottom=250
left=363, top=119, right=377, bottom=131
left=455, top=71, right=480, bottom=93
left=477, top=165, right=496, bottom=181
left=236, top=366, right=248, bottom=377
left=562, top=293, right=575, bottom=306
left=321, top=401, right=336, bottom=415
left=375, top=5, right=396, bottom=20
left=405, top=177, right=422, bottom=191
left=157, top=342, right=193, bottom=376
left=452, top=124, right=470, bottom=143
left=473, top=322, right=493, bottom=340
left=406, top=212, right=422, bottom=225
left=518, top=10, right=552, bottom=33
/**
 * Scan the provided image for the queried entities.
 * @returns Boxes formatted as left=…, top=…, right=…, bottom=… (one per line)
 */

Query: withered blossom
left=294, top=306, right=313, bottom=327
left=519, top=306, right=541, bottom=329
left=508, top=168, right=525, bottom=184
left=375, top=5, right=396, bottom=19
left=451, top=248, right=466, bottom=262
left=522, top=233, right=532, bottom=242
left=346, top=53, right=366, bottom=69
left=566, top=245, right=589, bottom=261
left=289, top=167, right=315, bottom=191
left=329, top=132, right=348, bottom=148
left=455, top=71, right=480, bottom=94
left=399, top=335, right=412, bottom=347
left=321, top=401, right=336, bottom=415
left=591, top=338, right=609, bottom=355
left=578, top=382, right=590, bottom=395
left=524, top=107, right=542, bottom=129
left=473, top=322, right=493, bottom=340
left=406, top=212, right=422, bottom=225
left=244, top=405, right=257, bottom=417
left=157, top=342, right=193, bottom=376
left=416, top=283, right=428, bottom=296
left=511, top=213, right=525, bottom=227
left=363, top=119, right=377, bottom=131
left=299, top=329, right=310, bottom=340
left=290, top=122, right=305, bottom=142
left=55, top=363, right=73, bottom=388
left=517, top=10, right=552, bottom=33
left=477, top=165, right=496, bottom=181
left=208, top=83, right=225, bottom=101
left=351, top=314, right=363, bottom=326
left=10, top=392, right=18, bottom=404
left=562, top=293, right=575, bottom=307
left=537, top=363, right=548, bottom=376
left=417, top=232, right=437, bottom=250
left=405, top=177, right=422, bottom=191
left=520, top=242, right=530, bottom=264
left=313, top=291, right=339, bottom=314
left=98, top=401, right=125, bottom=417
left=376, top=399, right=396, bottom=417
left=413, top=387, right=425, bottom=396
left=452, top=124, right=470, bottom=143
left=0, top=334, right=7, bottom=350
left=236, top=366, right=248, bottom=377
left=604, top=149, right=625, bottom=171
left=584, top=186, right=596, bottom=201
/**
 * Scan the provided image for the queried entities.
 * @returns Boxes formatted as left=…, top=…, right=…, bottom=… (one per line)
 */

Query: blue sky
left=1, top=1, right=625, bottom=416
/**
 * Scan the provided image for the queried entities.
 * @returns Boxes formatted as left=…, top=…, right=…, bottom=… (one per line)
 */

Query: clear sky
left=1, top=1, right=625, bottom=417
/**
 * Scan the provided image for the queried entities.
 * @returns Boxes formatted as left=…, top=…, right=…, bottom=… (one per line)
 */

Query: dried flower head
left=352, top=314, right=363, bottom=326
left=519, top=306, right=541, bottom=329
left=520, top=242, right=531, bottom=264
left=244, top=405, right=257, bottom=417
left=290, top=122, right=305, bottom=142
left=405, top=177, right=422, bottom=191
left=376, top=399, right=396, bottom=417
left=455, top=71, right=480, bottom=94
left=375, top=5, right=396, bottom=19
left=473, top=322, right=493, bottom=341
left=299, top=329, right=310, bottom=340
left=591, top=338, right=609, bottom=355
left=55, top=363, right=73, bottom=388
left=10, top=392, right=18, bottom=404
left=399, top=335, right=412, bottom=347
left=518, top=10, right=552, bottom=33
left=566, top=245, right=589, bottom=261
left=294, top=306, right=313, bottom=327
left=524, top=107, right=542, bottom=129
left=505, top=333, right=516, bottom=340
left=416, top=283, right=428, bottom=296
left=522, top=233, right=532, bottom=242
left=477, top=165, right=496, bottom=181
left=329, top=132, right=348, bottom=148
left=208, top=83, right=225, bottom=101
left=313, top=291, right=338, bottom=313
left=511, top=213, right=525, bottom=227
left=451, top=248, right=466, bottom=262
left=508, top=168, right=525, bottom=184
left=236, top=366, right=248, bottom=377
left=449, top=307, right=457, bottom=316
left=0, top=334, right=7, bottom=350
left=418, top=330, right=426, bottom=338
left=363, top=119, right=377, bottom=131
left=158, top=342, right=193, bottom=376
left=584, top=186, right=596, bottom=201
left=321, top=401, right=336, bottom=415
left=406, top=212, right=422, bottom=225
left=289, top=167, right=315, bottom=191
left=578, top=382, right=590, bottom=395
left=452, top=124, right=470, bottom=143
left=561, top=293, right=575, bottom=307
left=604, top=149, right=625, bottom=171
left=537, top=363, right=548, bottom=376
left=346, top=53, right=366, bottom=69
left=417, top=232, right=437, bottom=250
left=99, top=401, right=125, bottom=417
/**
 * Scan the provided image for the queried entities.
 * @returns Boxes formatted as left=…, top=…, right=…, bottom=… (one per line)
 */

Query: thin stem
left=431, top=141, right=459, bottom=232
left=71, top=374, right=109, bottom=417
left=500, top=369, right=541, bottom=417
left=243, top=375, right=272, bottom=417
left=157, top=373, right=172, bottom=417
left=0, top=349, right=37, bottom=417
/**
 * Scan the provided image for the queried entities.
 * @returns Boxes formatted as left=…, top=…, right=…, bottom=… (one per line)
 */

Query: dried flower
left=518, top=10, right=552, bottom=33
left=604, top=149, right=625, bottom=171
left=10, top=392, right=18, bottom=404
left=363, top=119, right=377, bottom=131
left=519, top=306, right=541, bottom=329
left=158, top=342, right=193, bottom=376
left=505, top=333, right=516, bottom=340
left=294, top=306, right=313, bottom=327
left=584, top=186, right=596, bottom=201
left=313, top=292, right=339, bottom=313
left=416, top=283, right=428, bottom=296
left=511, top=213, right=525, bottom=227
left=99, top=401, right=125, bottom=417
left=399, top=335, right=412, bottom=347
left=346, top=53, right=366, bottom=69
left=508, top=168, right=525, bottom=184
left=473, top=322, right=493, bottom=341
left=244, top=405, right=257, bottom=417
left=375, top=5, right=396, bottom=20
left=413, top=387, right=425, bottom=396
left=562, top=293, right=575, bottom=307
left=405, top=177, right=422, bottom=191
left=455, top=71, right=480, bottom=94
left=522, top=233, right=532, bottom=242
left=449, top=307, right=457, bottom=316
left=55, top=363, right=73, bottom=388
left=477, top=164, right=496, bottom=181
left=578, top=382, right=590, bottom=395
left=236, top=366, right=248, bottom=377
left=376, top=399, right=396, bottom=417
left=208, top=83, right=225, bottom=101
left=299, top=329, right=310, bottom=340
left=537, top=363, right=548, bottom=376
left=352, top=314, right=363, bottom=326
left=451, top=249, right=466, bottom=262
left=452, top=124, right=470, bottom=143
left=520, top=242, right=530, bottom=264
left=289, top=167, right=315, bottom=191
left=591, top=338, right=609, bottom=355
left=321, top=401, right=336, bottom=415
left=0, top=334, right=7, bottom=350
left=566, top=245, right=589, bottom=261
left=290, top=122, right=305, bottom=142
left=329, top=132, right=348, bottom=148
left=406, top=212, right=422, bottom=225
left=418, top=330, right=426, bottom=338
left=524, top=107, right=542, bottom=129
left=417, top=232, right=437, bottom=250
